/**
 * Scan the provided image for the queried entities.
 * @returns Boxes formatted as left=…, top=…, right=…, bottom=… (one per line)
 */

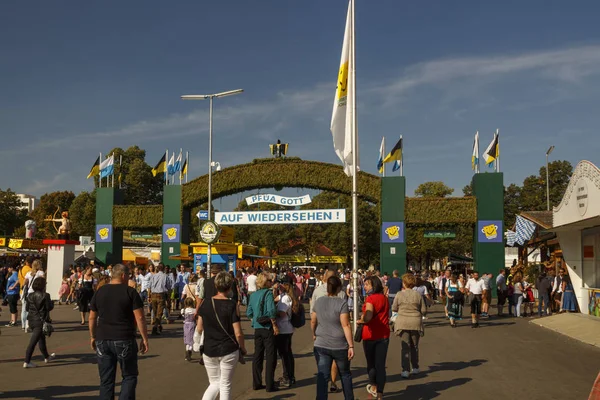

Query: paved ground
left=1, top=302, right=599, bottom=400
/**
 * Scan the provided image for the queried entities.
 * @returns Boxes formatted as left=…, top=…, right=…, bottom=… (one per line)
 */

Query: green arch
left=111, top=157, right=478, bottom=230
left=182, top=157, right=381, bottom=208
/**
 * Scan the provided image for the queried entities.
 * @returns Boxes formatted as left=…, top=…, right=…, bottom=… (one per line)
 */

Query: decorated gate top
left=245, top=194, right=312, bottom=207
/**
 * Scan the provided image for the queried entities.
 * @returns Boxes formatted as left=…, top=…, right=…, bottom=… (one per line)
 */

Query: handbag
left=353, top=324, right=364, bottom=342
left=212, top=297, right=245, bottom=364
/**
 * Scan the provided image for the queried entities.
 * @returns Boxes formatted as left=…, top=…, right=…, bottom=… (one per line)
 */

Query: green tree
left=30, top=191, right=75, bottom=238
left=518, top=160, right=573, bottom=212
left=504, top=184, right=522, bottom=228
left=462, top=184, right=473, bottom=196
left=415, top=181, right=454, bottom=198
left=70, top=191, right=96, bottom=237
left=107, top=146, right=163, bottom=205
left=0, top=188, right=28, bottom=235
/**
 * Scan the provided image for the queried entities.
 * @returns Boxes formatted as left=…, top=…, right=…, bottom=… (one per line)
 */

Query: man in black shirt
left=90, top=263, right=149, bottom=400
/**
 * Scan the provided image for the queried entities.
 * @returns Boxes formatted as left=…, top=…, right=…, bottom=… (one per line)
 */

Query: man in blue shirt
left=5, top=264, right=20, bottom=327
left=387, top=270, right=403, bottom=317
left=149, top=264, right=172, bottom=335
left=175, top=264, right=190, bottom=310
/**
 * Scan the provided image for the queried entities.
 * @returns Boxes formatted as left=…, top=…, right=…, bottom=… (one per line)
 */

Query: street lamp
left=546, top=145, right=555, bottom=211
left=211, top=161, right=222, bottom=172
left=181, top=89, right=243, bottom=272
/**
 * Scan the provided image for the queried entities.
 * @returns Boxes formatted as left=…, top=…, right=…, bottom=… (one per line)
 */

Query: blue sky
left=2, top=0, right=600, bottom=210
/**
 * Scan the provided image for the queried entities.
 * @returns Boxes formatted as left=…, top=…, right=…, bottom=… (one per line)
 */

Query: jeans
left=363, top=338, right=389, bottom=394
left=96, top=339, right=139, bottom=400
left=314, top=346, right=354, bottom=400
left=399, top=330, right=419, bottom=372
left=21, top=297, right=28, bottom=329
left=202, top=350, right=238, bottom=400
left=538, top=292, right=552, bottom=316
left=388, top=296, right=395, bottom=318
left=25, top=323, right=49, bottom=363
left=275, top=333, right=295, bottom=382
left=252, top=328, right=277, bottom=391
left=513, top=294, right=524, bottom=317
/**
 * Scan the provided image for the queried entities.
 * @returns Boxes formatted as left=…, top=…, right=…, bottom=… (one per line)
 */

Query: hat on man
left=210, top=265, right=223, bottom=275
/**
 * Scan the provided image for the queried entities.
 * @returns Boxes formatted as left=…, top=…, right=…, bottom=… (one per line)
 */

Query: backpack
left=290, top=302, right=306, bottom=328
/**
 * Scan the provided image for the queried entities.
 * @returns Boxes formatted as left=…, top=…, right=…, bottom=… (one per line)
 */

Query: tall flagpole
left=350, top=0, right=359, bottom=332
left=400, top=134, right=404, bottom=177
left=99, top=152, right=102, bottom=188
left=495, top=129, right=500, bottom=173
left=382, top=137, right=386, bottom=177
left=165, top=149, right=168, bottom=187
left=179, top=148, right=182, bottom=185
left=112, top=153, right=115, bottom=188
left=186, top=151, right=189, bottom=183
left=476, top=131, right=480, bottom=174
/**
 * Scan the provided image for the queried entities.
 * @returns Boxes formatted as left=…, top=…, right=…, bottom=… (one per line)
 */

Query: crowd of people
left=0, top=257, right=583, bottom=400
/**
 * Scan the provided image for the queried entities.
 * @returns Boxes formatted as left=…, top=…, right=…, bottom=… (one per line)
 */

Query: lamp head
left=546, top=145, right=555, bottom=156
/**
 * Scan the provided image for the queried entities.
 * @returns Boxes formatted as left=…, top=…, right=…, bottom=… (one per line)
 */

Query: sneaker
left=23, top=362, right=37, bottom=368
left=366, top=384, right=377, bottom=396
left=45, top=353, right=56, bottom=363
left=401, top=371, right=410, bottom=379
left=73, top=306, right=79, bottom=310
left=5, top=322, right=16, bottom=327
left=411, top=368, right=420, bottom=375
left=278, top=379, right=291, bottom=388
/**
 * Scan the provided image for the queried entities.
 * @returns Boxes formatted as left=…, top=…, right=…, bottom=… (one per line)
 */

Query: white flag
left=330, top=2, right=358, bottom=177
left=167, top=152, right=175, bottom=176
left=472, top=131, right=479, bottom=171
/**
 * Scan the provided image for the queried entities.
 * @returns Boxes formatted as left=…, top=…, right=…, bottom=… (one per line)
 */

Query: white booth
left=553, top=160, right=600, bottom=317
left=43, top=239, right=79, bottom=301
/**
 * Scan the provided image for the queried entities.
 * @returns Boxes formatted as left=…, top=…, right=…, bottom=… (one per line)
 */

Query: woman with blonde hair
left=512, top=273, right=525, bottom=317
left=197, top=271, right=247, bottom=400
left=22, top=259, right=45, bottom=332
left=392, top=274, right=426, bottom=379
left=246, top=272, right=279, bottom=393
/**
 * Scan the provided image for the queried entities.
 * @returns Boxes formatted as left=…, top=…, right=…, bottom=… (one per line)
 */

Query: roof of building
left=520, top=210, right=553, bottom=229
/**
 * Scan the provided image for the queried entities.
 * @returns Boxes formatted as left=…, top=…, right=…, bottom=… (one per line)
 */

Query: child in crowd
left=58, top=274, right=70, bottom=304
left=181, top=297, right=196, bottom=362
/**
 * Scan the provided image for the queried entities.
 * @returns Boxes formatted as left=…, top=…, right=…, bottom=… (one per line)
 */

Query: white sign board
left=245, top=194, right=312, bottom=207
left=215, top=209, right=346, bottom=225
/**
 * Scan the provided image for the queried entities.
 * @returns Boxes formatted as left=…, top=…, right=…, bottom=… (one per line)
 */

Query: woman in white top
left=445, top=274, right=464, bottom=327
left=274, top=282, right=298, bottom=387
left=512, top=274, right=524, bottom=317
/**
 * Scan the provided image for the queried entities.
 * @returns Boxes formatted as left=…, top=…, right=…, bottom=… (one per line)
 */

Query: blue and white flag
left=515, top=215, right=536, bottom=246
left=167, top=153, right=176, bottom=176
left=174, top=151, right=182, bottom=173
left=392, top=159, right=401, bottom=172
left=100, top=154, right=114, bottom=178
left=505, top=230, right=517, bottom=247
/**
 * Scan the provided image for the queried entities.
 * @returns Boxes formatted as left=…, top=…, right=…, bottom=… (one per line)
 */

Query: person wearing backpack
left=274, top=282, right=298, bottom=388
left=306, top=272, right=317, bottom=301
left=246, top=272, right=279, bottom=393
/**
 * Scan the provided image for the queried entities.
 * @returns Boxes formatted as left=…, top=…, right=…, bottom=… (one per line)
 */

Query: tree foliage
left=107, top=146, right=163, bottom=205
left=30, top=191, right=75, bottom=238
left=0, top=188, right=28, bottom=236
left=415, top=181, right=454, bottom=198
left=70, top=191, right=96, bottom=237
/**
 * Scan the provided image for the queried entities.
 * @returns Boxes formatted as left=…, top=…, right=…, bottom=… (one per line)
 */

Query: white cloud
left=22, top=173, right=69, bottom=194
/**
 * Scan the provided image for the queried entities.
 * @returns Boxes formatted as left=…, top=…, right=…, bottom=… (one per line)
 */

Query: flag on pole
left=99, top=154, right=114, bottom=178
left=377, top=137, right=385, bottom=174
left=383, top=137, right=402, bottom=164
left=515, top=215, right=536, bottom=245
left=86, top=156, right=100, bottom=179
left=174, top=151, right=182, bottom=172
left=392, top=159, right=401, bottom=172
left=151, top=153, right=167, bottom=177
left=483, top=131, right=499, bottom=166
left=330, top=3, right=357, bottom=177
left=166, top=153, right=175, bottom=176
left=180, top=159, right=188, bottom=180
left=472, top=131, right=480, bottom=171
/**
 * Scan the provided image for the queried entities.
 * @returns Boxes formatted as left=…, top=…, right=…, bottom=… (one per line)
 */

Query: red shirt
left=362, top=293, right=390, bottom=340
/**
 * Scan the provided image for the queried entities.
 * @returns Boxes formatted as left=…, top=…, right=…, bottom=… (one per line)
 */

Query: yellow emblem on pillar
left=166, top=227, right=178, bottom=240
left=98, top=227, right=109, bottom=240
left=481, top=224, right=498, bottom=240
left=385, top=225, right=400, bottom=241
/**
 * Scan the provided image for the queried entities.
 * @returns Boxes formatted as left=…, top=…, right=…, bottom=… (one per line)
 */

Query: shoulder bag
left=211, top=297, right=245, bottom=364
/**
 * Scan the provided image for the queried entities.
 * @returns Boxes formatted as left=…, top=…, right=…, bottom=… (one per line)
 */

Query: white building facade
left=16, top=194, right=38, bottom=213
left=553, top=160, right=600, bottom=317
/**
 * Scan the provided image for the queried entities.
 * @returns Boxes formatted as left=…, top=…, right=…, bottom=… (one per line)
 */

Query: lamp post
left=546, top=145, right=555, bottom=211
left=182, top=89, right=243, bottom=272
